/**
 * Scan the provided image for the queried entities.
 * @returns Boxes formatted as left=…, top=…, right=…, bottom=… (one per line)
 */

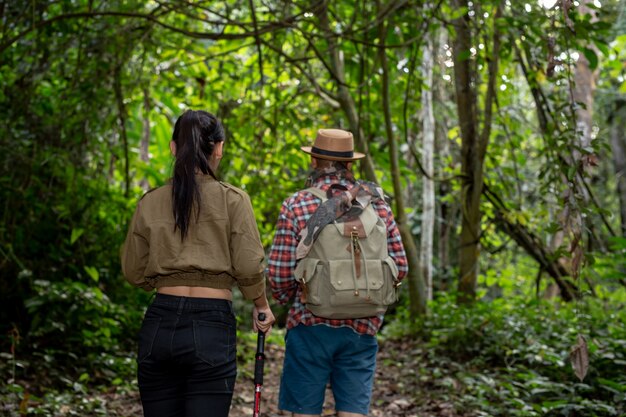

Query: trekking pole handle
left=254, top=313, right=266, bottom=385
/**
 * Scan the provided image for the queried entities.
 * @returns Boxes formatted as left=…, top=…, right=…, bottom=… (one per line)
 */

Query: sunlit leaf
left=70, top=228, right=84, bottom=245
left=84, top=266, right=99, bottom=283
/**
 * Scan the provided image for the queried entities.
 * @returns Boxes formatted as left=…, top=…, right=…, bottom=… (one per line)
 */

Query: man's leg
left=330, top=331, right=378, bottom=417
left=279, top=325, right=332, bottom=415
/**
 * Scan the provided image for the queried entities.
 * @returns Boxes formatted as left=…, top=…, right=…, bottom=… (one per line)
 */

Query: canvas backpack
left=294, top=187, right=400, bottom=319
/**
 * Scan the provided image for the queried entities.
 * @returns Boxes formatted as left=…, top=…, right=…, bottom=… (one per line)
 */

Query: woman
left=121, top=109, right=275, bottom=417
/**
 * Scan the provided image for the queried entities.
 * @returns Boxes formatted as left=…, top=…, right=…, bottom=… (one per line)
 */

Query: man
left=268, top=128, right=408, bottom=417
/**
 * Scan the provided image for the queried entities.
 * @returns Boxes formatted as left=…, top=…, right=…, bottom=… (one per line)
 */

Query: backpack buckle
left=350, top=228, right=360, bottom=254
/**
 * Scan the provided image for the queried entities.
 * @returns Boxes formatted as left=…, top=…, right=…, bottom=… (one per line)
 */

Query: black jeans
left=137, top=293, right=237, bottom=417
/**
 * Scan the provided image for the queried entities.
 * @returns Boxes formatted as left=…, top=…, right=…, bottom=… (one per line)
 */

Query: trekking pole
left=253, top=312, right=266, bottom=417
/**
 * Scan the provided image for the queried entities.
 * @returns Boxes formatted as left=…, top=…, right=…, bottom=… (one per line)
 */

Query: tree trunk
left=611, top=100, right=626, bottom=236
left=436, top=30, right=454, bottom=287
left=437, top=174, right=454, bottom=288
left=140, top=87, right=151, bottom=191
left=316, top=4, right=378, bottom=184
left=399, top=224, right=426, bottom=315
left=549, top=0, right=598, bottom=287
left=377, top=9, right=427, bottom=316
left=113, top=65, right=130, bottom=197
left=420, top=33, right=435, bottom=301
left=452, top=0, right=481, bottom=303
left=452, top=0, right=501, bottom=302
left=573, top=0, right=598, bottom=155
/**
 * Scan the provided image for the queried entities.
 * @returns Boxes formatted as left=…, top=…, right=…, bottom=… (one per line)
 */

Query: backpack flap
left=328, top=259, right=387, bottom=309
left=329, top=260, right=384, bottom=291
left=333, top=205, right=378, bottom=238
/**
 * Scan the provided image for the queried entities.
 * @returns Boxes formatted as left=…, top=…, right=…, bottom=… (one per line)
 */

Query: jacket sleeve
left=229, top=192, right=266, bottom=300
left=120, top=202, right=153, bottom=291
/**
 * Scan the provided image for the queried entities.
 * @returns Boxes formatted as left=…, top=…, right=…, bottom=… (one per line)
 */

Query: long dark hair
left=171, top=110, right=225, bottom=240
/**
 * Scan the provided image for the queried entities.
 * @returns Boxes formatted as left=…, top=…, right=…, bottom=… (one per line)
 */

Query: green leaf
left=582, top=48, right=598, bottom=70
left=84, top=266, right=99, bottom=283
left=450, top=6, right=469, bottom=20
left=541, top=400, right=569, bottom=409
left=70, top=228, right=84, bottom=245
left=101, top=326, right=111, bottom=338
left=597, top=378, right=626, bottom=392
left=567, top=165, right=576, bottom=180
left=593, top=40, right=609, bottom=57
left=608, top=236, right=626, bottom=250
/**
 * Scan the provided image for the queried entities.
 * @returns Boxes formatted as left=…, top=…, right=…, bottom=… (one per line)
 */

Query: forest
left=1, top=0, right=625, bottom=416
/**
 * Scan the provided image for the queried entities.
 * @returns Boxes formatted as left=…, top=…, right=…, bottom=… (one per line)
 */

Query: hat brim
left=301, top=146, right=366, bottom=161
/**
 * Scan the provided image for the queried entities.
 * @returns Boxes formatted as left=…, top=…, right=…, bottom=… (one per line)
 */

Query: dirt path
left=82, top=338, right=469, bottom=417
left=227, top=339, right=465, bottom=417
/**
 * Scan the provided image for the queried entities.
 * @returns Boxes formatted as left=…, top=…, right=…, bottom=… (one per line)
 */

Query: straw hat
left=301, top=129, right=365, bottom=161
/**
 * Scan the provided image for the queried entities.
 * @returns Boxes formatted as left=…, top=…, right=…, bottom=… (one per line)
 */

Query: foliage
left=383, top=289, right=626, bottom=416
left=0, top=0, right=625, bottom=414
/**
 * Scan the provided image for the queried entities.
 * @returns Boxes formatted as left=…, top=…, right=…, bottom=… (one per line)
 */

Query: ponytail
left=171, top=110, right=225, bottom=240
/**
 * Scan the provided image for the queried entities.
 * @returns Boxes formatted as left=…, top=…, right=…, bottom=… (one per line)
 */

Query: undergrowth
left=383, top=289, right=626, bottom=416
left=1, top=274, right=624, bottom=416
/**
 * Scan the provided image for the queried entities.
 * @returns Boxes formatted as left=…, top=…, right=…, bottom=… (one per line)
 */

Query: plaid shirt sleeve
left=267, top=197, right=299, bottom=305
left=374, top=200, right=409, bottom=281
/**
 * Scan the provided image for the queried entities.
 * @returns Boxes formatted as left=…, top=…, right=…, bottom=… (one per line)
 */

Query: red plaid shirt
left=267, top=174, right=408, bottom=336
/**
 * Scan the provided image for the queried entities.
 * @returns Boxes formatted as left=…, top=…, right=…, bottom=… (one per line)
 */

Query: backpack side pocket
left=294, top=258, right=322, bottom=306
left=382, top=257, right=400, bottom=305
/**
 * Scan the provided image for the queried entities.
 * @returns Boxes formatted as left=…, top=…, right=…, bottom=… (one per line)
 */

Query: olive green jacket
left=121, top=175, right=266, bottom=300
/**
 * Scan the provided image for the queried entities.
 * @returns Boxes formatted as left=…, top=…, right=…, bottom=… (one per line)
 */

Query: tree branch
left=0, top=9, right=299, bottom=53
left=483, top=183, right=579, bottom=300
left=258, top=38, right=340, bottom=106
left=296, top=19, right=345, bottom=88
left=248, top=0, right=265, bottom=95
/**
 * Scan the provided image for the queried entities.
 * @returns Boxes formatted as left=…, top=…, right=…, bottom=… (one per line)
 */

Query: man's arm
left=267, top=200, right=300, bottom=305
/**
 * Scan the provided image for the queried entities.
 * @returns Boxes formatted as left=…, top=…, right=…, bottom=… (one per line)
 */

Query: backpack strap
left=305, top=187, right=327, bottom=201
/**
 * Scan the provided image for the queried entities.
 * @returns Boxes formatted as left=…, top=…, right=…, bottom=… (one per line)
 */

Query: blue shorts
left=278, top=324, right=378, bottom=415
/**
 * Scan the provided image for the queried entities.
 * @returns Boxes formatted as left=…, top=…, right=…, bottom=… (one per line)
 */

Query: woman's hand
left=252, top=297, right=275, bottom=334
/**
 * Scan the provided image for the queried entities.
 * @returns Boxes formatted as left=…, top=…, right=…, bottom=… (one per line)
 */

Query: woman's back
left=124, top=175, right=262, bottom=285
left=120, top=109, right=274, bottom=417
